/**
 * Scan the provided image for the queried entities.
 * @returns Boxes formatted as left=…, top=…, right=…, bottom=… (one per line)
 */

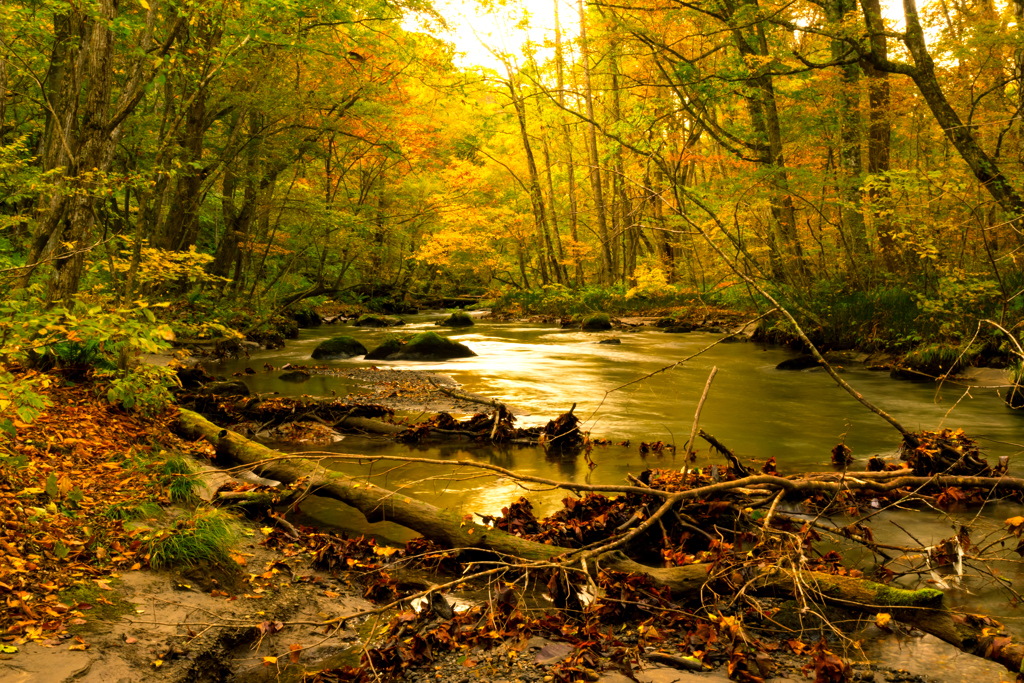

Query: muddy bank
left=0, top=520, right=375, bottom=683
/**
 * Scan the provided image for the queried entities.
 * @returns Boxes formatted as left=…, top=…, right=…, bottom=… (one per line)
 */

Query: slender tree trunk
left=555, top=1, right=584, bottom=287
left=860, top=0, right=898, bottom=270
left=828, top=0, right=870, bottom=267
left=160, top=86, right=210, bottom=250
left=729, top=9, right=808, bottom=283
left=610, top=43, right=636, bottom=283
left=506, top=76, right=552, bottom=286
left=540, top=130, right=567, bottom=283
left=578, top=0, right=613, bottom=283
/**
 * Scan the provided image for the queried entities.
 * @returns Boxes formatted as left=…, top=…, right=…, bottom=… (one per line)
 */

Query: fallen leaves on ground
left=0, top=368, right=211, bottom=642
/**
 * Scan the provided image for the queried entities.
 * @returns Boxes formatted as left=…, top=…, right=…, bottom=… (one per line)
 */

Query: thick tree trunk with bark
left=22, top=2, right=182, bottom=297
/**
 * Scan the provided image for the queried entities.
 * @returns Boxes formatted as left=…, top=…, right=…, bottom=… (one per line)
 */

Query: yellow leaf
left=262, top=656, right=278, bottom=665
left=875, top=613, right=892, bottom=631
left=151, top=660, right=163, bottom=668
left=140, top=0, right=151, bottom=9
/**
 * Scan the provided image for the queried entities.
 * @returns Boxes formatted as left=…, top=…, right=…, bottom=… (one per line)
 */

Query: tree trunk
left=864, top=0, right=1024, bottom=243
left=555, top=1, right=584, bottom=287
left=538, top=112, right=567, bottom=283
left=23, top=1, right=181, bottom=297
left=859, top=0, right=898, bottom=270
left=578, top=0, right=613, bottom=283
left=828, top=0, right=870, bottom=265
left=506, top=76, right=552, bottom=286
left=728, top=7, right=808, bottom=283
left=610, top=42, right=637, bottom=284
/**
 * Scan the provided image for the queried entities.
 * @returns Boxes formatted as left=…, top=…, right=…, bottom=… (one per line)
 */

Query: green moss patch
left=311, top=335, right=368, bottom=360
left=365, top=331, right=476, bottom=361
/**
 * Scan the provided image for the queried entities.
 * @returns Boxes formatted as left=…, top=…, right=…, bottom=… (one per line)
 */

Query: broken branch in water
left=175, top=408, right=1024, bottom=676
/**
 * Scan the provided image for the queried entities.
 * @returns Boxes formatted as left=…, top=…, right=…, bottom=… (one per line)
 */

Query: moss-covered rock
left=581, top=313, right=612, bottom=331
left=355, top=314, right=405, bottom=328
left=311, top=336, right=368, bottom=360
left=366, top=331, right=476, bottom=361
left=279, top=370, right=311, bottom=382
left=436, top=311, right=474, bottom=328
left=364, top=334, right=412, bottom=360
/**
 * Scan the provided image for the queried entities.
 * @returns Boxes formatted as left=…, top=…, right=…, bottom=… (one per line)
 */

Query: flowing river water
left=204, top=311, right=1024, bottom=681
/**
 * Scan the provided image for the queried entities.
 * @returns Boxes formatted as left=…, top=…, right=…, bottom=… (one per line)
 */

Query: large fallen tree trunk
left=176, top=408, right=1024, bottom=675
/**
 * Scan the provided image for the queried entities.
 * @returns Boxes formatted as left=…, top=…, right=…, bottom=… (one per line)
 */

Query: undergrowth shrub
left=0, top=291, right=178, bottom=422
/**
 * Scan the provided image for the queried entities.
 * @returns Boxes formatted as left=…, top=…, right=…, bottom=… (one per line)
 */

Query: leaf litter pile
left=0, top=370, right=216, bottom=644
left=253, top=465, right=957, bottom=683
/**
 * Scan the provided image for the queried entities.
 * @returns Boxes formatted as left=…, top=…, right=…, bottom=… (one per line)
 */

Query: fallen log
left=335, top=416, right=406, bottom=435
left=175, top=408, right=1024, bottom=675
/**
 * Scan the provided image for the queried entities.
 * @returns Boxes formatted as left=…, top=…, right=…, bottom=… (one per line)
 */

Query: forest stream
left=204, top=312, right=1024, bottom=682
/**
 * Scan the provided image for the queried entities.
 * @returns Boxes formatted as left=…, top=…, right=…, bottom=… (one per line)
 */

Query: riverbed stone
left=581, top=313, right=612, bottom=330
left=776, top=355, right=819, bottom=370
left=436, top=311, right=475, bottom=327
left=355, top=314, right=405, bottom=327
left=598, top=338, right=621, bottom=345
left=367, top=331, right=476, bottom=361
left=311, top=336, right=368, bottom=360
left=364, top=334, right=412, bottom=360
left=279, top=370, right=311, bottom=382
left=662, top=322, right=694, bottom=333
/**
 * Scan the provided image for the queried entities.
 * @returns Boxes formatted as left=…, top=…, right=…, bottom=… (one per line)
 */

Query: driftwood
left=177, top=408, right=1024, bottom=675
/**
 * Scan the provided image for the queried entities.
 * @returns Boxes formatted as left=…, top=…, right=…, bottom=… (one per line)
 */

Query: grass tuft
left=146, top=509, right=238, bottom=570
left=158, top=455, right=199, bottom=504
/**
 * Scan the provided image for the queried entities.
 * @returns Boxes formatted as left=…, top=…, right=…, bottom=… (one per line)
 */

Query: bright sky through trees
left=411, top=0, right=909, bottom=72
left=406, top=0, right=569, bottom=72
